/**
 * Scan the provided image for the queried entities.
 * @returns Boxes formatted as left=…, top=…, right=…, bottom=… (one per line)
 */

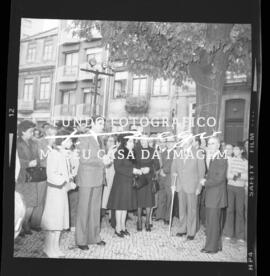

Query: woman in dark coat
left=135, top=135, right=160, bottom=232
left=107, top=134, right=140, bottom=237
left=16, top=120, right=40, bottom=235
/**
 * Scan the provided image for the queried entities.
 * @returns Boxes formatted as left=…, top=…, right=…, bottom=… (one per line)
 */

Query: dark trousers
left=110, top=209, right=116, bottom=228
left=75, top=186, right=102, bottom=246
left=68, top=188, right=79, bottom=227
left=156, top=185, right=172, bottom=221
left=30, top=181, right=47, bottom=228
left=223, top=185, right=245, bottom=239
left=244, top=191, right=248, bottom=240
left=205, top=207, right=223, bottom=251
left=172, top=192, right=179, bottom=218
left=196, top=188, right=206, bottom=232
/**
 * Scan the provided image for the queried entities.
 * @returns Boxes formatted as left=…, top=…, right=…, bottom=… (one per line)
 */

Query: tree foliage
left=70, top=21, right=251, bottom=85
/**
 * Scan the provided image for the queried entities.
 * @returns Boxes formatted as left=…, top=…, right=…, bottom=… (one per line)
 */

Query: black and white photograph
left=12, top=18, right=253, bottom=262
left=2, top=0, right=260, bottom=275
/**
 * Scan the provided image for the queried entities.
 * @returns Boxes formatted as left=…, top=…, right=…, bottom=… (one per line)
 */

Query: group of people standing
left=14, top=116, right=249, bottom=257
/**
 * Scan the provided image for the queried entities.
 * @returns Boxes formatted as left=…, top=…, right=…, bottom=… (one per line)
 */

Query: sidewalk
left=14, top=214, right=247, bottom=262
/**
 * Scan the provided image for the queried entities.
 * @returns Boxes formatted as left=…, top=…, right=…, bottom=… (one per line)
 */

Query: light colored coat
left=101, top=147, right=116, bottom=209
left=41, top=148, right=71, bottom=230
left=76, top=136, right=104, bottom=187
left=171, top=146, right=206, bottom=194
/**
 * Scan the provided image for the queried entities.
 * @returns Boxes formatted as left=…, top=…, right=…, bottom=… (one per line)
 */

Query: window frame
left=64, top=51, right=79, bottom=75
left=132, top=75, right=148, bottom=96
left=43, top=39, right=54, bottom=61
left=39, top=76, right=51, bottom=100
left=26, top=43, right=37, bottom=62
left=152, top=78, right=169, bottom=96
left=23, top=78, right=34, bottom=101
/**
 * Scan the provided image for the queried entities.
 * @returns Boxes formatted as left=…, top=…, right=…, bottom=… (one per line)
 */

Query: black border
left=2, top=0, right=261, bottom=275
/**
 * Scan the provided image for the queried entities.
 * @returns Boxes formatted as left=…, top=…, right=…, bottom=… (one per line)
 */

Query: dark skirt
left=15, top=181, right=38, bottom=208
left=136, top=174, right=155, bottom=208
left=107, top=173, right=137, bottom=211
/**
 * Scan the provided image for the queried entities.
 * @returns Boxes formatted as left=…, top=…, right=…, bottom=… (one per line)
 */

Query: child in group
left=223, top=145, right=248, bottom=243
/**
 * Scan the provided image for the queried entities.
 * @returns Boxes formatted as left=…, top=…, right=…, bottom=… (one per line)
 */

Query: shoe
left=137, top=220, right=142, bottom=231
left=200, top=248, right=218, bottom=254
left=19, top=231, right=25, bottom=238
left=24, top=230, right=33, bottom=235
left=176, top=232, right=186, bottom=237
left=224, top=236, right=231, bottom=241
left=78, top=245, right=89, bottom=250
left=115, top=231, right=124, bottom=238
left=145, top=223, right=151, bottom=232
left=31, top=226, right=42, bottom=232
left=96, top=240, right=106, bottom=246
left=120, top=230, right=130, bottom=236
left=187, top=236, right=195, bottom=240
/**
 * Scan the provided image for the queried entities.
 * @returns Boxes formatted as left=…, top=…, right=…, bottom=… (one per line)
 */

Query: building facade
left=18, top=27, right=59, bottom=126
left=107, top=67, right=251, bottom=143
left=106, top=64, right=196, bottom=135
left=18, top=19, right=251, bottom=145
left=52, top=21, right=111, bottom=123
left=219, top=72, right=251, bottom=145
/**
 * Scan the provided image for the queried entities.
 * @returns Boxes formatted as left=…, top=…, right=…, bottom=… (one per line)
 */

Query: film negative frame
left=2, top=0, right=261, bottom=275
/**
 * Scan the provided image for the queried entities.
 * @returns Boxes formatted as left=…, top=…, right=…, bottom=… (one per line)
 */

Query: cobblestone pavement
left=14, top=214, right=247, bottom=262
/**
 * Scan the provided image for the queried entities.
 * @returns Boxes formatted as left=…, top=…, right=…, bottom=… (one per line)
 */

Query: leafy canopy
left=70, top=21, right=251, bottom=85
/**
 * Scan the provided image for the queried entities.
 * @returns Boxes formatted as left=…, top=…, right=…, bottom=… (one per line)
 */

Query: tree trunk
left=189, top=24, right=233, bottom=136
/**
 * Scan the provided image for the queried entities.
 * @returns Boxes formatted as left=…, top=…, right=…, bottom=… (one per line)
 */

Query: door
left=224, top=99, right=245, bottom=145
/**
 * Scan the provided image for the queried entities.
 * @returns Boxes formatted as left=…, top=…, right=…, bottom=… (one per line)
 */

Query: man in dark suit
left=75, top=116, right=106, bottom=250
left=200, top=136, right=228, bottom=253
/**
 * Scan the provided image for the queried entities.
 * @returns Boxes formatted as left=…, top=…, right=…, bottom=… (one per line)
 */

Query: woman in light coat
left=41, top=130, right=76, bottom=258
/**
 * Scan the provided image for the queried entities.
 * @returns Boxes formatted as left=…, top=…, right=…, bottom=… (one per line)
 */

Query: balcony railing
left=59, top=32, right=81, bottom=45
left=56, top=65, right=78, bottom=82
left=76, top=103, right=102, bottom=117
left=18, top=99, right=34, bottom=112
left=60, top=104, right=76, bottom=116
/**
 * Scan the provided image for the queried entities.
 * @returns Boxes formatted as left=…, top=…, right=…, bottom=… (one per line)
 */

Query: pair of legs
left=178, top=191, right=197, bottom=237
left=30, top=181, right=47, bottom=230
left=43, top=230, right=64, bottom=258
left=149, top=193, right=158, bottom=225
left=137, top=207, right=151, bottom=230
left=75, top=186, right=102, bottom=246
left=115, top=210, right=127, bottom=233
left=223, top=186, right=245, bottom=240
left=22, top=207, right=34, bottom=234
left=156, top=186, right=172, bottom=222
left=204, top=208, right=223, bottom=252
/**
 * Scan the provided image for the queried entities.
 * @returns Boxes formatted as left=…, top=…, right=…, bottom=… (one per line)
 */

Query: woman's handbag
left=132, top=174, right=148, bottom=190
left=25, top=166, right=47, bottom=182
